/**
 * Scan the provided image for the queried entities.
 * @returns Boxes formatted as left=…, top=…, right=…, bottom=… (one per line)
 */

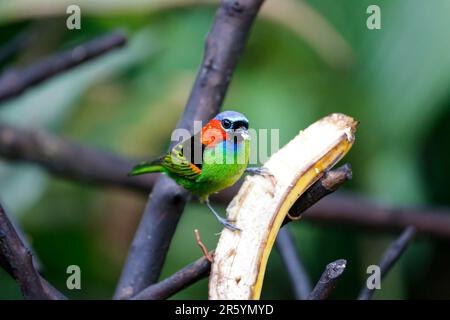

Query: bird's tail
left=128, top=160, right=164, bottom=176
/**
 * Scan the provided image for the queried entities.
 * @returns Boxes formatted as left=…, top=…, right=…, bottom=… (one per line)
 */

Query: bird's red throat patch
left=201, top=119, right=227, bottom=146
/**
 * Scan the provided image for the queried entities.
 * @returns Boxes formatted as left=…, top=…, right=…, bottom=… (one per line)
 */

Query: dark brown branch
left=303, top=195, right=450, bottom=239
left=283, top=164, right=352, bottom=224
left=131, top=253, right=212, bottom=300
left=0, top=30, right=126, bottom=103
left=307, top=259, right=347, bottom=300
left=276, top=227, right=312, bottom=299
left=0, top=122, right=156, bottom=192
left=0, top=203, right=65, bottom=299
left=7, top=207, right=43, bottom=272
left=114, top=0, right=265, bottom=300
left=358, top=226, right=416, bottom=300
left=4, top=121, right=450, bottom=240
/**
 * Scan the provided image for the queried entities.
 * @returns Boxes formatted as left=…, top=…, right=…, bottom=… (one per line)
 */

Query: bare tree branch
left=0, top=30, right=126, bottom=103
left=3, top=121, right=450, bottom=240
left=131, top=253, right=212, bottom=300
left=276, top=227, right=312, bottom=299
left=304, top=196, right=450, bottom=239
left=114, top=0, right=265, bottom=300
left=6, top=205, right=43, bottom=272
left=307, top=259, right=347, bottom=300
left=358, top=226, right=416, bottom=300
left=283, top=164, right=352, bottom=224
left=0, top=203, right=65, bottom=299
left=0, top=122, right=156, bottom=192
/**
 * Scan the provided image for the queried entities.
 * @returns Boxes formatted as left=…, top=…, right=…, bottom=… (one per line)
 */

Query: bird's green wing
left=162, top=138, right=203, bottom=180
left=129, top=131, right=204, bottom=179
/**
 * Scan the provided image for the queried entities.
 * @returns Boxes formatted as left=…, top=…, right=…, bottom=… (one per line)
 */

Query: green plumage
left=128, top=110, right=251, bottom=231
left=129, top=137, right=249, bottom=202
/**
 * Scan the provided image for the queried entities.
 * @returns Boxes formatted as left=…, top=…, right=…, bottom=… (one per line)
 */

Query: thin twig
left=0, top=30, right=126, bottom=103
left=131, top=253, right=212, bottom=300
left=303, top=195, right=450, bottom=238
left=0, top=203, right=65, bottom=299
left=114, top=0, right=265, bottom=300
left=194, top=229, right=213, bottom=263
left=358, top=226, right=416, bottom=300
left=276, top=227, right=311, bottom=299
left=307, top=259, right=347, bottom=300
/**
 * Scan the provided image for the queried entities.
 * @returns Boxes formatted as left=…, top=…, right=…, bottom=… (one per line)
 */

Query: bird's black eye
left=221, top=119, right=232, bottom=129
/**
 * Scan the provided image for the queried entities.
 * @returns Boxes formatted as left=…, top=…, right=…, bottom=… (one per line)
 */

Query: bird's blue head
left=213, top=110, right=249, bottom=132
left=202, top=110, right=250, bottom=146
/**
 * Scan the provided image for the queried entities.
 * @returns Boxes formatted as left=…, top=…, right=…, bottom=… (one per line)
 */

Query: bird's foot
left=246, top=167, right=276, bottom=187
left=217, top=215, right=241, bottom=232
left=246, top=167, right=273, bottom=177
left=205, top=200, right=241, bottom=232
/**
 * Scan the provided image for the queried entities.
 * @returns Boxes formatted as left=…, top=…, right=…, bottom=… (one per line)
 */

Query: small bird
left=129, top=110, right=263, bottom=231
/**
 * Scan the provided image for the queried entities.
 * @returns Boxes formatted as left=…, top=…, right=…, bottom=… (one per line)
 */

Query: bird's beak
left=235, top=127, right=250, bottom=140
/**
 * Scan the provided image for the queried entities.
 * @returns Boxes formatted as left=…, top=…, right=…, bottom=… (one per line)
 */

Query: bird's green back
left=168, top=139, right=249, bottom=201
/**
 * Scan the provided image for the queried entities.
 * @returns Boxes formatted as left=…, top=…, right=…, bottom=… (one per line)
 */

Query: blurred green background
left=0, top=0, right=450, bottom=299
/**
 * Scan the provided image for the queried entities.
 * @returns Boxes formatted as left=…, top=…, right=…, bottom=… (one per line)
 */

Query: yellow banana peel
left=208, top=113, right=358, bottom=300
